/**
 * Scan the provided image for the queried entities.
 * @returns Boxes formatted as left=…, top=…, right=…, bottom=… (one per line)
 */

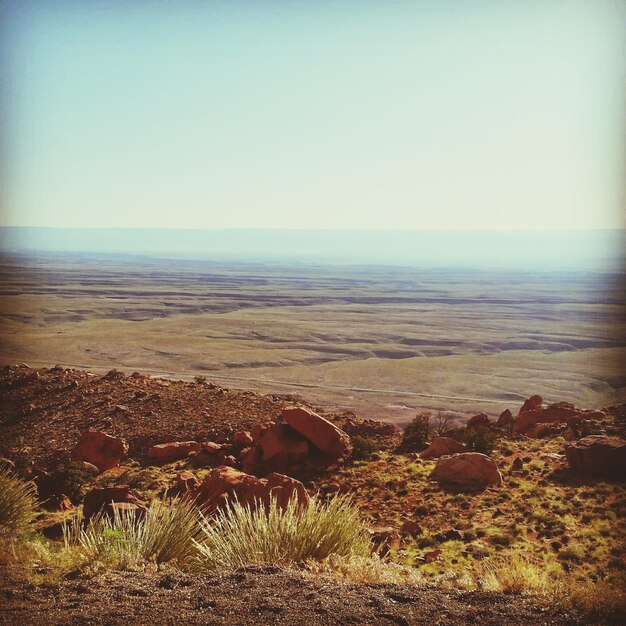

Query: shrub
left=464, top=426, right=497, bottom=455
left=0, top=466, right=38, bottom=536
left=401, top=412, right=431, bottom=451
left=63, top=497, right=202, bottom=569
left=194, top=494, right=370, bottom=572
left=351, top=436, right=379, bottom=461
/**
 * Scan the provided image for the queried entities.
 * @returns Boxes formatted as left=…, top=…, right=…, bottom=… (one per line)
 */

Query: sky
left=1, top=0, right=624, bottom=231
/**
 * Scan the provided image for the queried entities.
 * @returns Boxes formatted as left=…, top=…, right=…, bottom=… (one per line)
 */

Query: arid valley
left=1, top=251, right=625, bottom=424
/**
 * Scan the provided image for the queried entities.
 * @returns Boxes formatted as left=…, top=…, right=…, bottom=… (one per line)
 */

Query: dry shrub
left=194, top=494, right=370, bottom=572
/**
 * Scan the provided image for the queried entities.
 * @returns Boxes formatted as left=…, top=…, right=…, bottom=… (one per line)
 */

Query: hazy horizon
left=2, top=226, right=624, bottom=271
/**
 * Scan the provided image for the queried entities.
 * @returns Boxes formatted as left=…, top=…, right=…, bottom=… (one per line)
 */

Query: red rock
left=565, top=435, right=626, bottom=477
left=147, top=441, right=201, bottom=462
left=431, top=453, right=503, bottom=489
left=519, top=395, right=543, bottom=415
left=71, top=431, right=128, bottom=472
left=496, top=409, right=514, bottom=427
left=282, top=406, right=351, bottom=459
left=467, top=413, right=491, bottom=429
left=512, top=405, right=582, bottom=435
left=420, top=437, right=467, bottom=459
left=233, top=431, right=254, bottom=447
left=191, top=466, right=309, bottom=514
left=83, top=485, right=146, bottom=520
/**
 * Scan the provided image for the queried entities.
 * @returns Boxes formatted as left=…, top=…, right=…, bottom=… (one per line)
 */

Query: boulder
left=565, top=435, right=626, bottom=477
left=191, top=466, right=309, bottom=514
left=83, top=485, right=146, bottom=521
left=519, top=395, right=543, bottom=415
left=71, top=431, right=128, bottom=472
left=147, top=441, right=202, bottom=463
left=467, top=413, right=491, bottom=429
left=431, top=453, right=503, bottom=489
left=496, top=409, right=514, bottom=427
left=420, top=437, right=467, bottom=459
left=282, top=406, right=351, bottom=459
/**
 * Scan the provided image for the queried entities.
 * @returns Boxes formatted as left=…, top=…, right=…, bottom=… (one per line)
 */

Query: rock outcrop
left=191, top=466, right=309, bottom=514
left=431, top=453, right=503, bottom=489
left=71, top=431, right=128, bottom=472
left=565, top=435, right=626, bottom=477
left=420, top=437, right=467, bottom=459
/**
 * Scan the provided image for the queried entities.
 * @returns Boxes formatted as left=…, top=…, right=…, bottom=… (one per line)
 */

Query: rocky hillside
left=1, top=364, right=625, bottom=625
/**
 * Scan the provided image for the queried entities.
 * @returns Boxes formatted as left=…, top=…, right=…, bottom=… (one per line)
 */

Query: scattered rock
left=565, top=435, right=626, bottom=477
left=71, top=431, right=129, bottom=472
left=83, top=485, right=147, bottom=521
left=282, top=406, right=351, bottom=459
left=431, top=453, right=503, bottom=489
left=147, top=441, right=202, bottom=463
left=420, top=437, right=467, bottom=459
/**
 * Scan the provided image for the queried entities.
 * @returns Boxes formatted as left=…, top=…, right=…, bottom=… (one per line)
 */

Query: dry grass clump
left=194, top=494, right=370, bottom=572
left=304, top=553, right=425, bottom=584
left=63, top=497, right=202, bottom=569
left=0, top=466, right=38, bottom=536
left=478, top=555, right=553, bottom=594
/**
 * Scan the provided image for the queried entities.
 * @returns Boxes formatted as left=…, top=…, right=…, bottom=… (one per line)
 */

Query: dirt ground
left=0, top=567, right=609, bottom=626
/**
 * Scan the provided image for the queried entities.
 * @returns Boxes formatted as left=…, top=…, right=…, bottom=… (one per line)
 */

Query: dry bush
left=194, top=494, right=370, bottom=572
left=0, top=466, right=38, bottom=536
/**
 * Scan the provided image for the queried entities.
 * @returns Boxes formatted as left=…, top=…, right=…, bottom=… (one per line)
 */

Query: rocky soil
left=0, top=568, right=601, bottom=626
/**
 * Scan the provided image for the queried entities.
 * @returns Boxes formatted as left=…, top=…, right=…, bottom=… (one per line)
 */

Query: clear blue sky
left=1, top=0, right=624, bottom=230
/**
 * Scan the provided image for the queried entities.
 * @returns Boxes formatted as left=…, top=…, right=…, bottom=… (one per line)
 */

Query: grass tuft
left=63, top=497, right=202, bottom=569
left=194, top=494, right=370, bottom=572
left=0, top=466, right=38, bottom=537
